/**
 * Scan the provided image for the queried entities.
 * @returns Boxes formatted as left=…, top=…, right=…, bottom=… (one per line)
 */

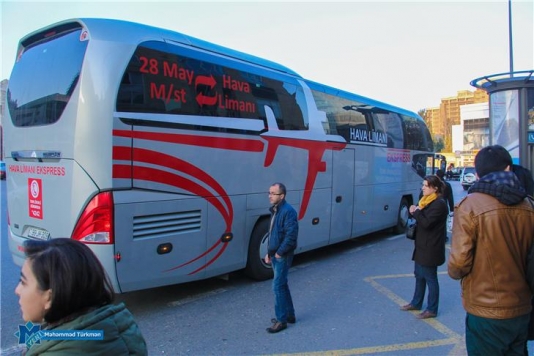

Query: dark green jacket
left=26, top=303, right=147, bottom=355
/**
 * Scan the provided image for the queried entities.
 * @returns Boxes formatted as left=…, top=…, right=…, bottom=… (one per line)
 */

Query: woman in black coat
left=401, top=175, right=448, bottom=319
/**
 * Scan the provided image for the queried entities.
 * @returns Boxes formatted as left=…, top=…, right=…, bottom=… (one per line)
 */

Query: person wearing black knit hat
left=474, top=144, right=513, bottom=179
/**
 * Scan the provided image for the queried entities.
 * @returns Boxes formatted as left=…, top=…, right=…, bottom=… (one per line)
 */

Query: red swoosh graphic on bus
left=112, top=129, right=346, bottom=274
left=165, top=239, right=227, bottom=275
left=114, top=130, right=264, bottom=152
left=113, top=146, right=233, bottom=274
left=114, top=146, right=232, bottom=222
left=113, top=164, right=230, bottom=225
left=262, top=136, right=346, bottom=219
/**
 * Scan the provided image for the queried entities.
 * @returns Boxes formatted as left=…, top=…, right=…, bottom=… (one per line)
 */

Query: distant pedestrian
left=446, top=163, right=455, bottom=180
left=265, top=182, right=299, bottom=333
left=448, top=145, right=534, bottom=355
left=436, top=169, right=454, bottom=214
left=401, top=175, right=448, bottom=319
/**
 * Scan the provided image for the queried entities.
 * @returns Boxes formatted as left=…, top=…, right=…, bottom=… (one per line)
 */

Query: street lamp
left=508, top=0, right=514, bottom=75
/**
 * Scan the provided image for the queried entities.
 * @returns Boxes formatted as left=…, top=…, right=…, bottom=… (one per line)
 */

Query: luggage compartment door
left=114, top=193, right=208, bottom=292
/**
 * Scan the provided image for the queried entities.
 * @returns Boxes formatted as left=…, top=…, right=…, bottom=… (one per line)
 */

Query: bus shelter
left=471, top=70, right=534, bottom=173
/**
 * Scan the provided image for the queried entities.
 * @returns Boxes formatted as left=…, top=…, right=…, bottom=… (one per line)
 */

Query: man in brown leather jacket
left=448, top=145, right=534, bottom=355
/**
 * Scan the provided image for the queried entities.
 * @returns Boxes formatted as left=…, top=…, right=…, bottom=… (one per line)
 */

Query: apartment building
left=425, top=88, right=488, bottom=152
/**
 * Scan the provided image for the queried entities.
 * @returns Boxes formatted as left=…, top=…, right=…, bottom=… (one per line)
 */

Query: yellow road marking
left=268, top=271, right=466, bottom=356
left=275, top=338, right=458, bottom=356
left=365, top=272, right=462, bottom=340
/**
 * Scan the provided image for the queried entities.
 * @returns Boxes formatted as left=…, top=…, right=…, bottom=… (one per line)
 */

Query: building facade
left=425, top=88, right=488, bottom=153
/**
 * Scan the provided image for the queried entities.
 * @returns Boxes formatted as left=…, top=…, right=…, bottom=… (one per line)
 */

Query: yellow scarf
left=418, top=192, right=438, bottom=209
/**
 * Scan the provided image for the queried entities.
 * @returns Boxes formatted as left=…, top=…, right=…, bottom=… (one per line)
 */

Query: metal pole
left=509, top=0, right=514, bottom=75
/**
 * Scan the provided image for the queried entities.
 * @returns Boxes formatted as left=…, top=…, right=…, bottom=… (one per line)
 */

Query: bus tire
left=394, top=197, right=410, bottom=234
left=244, top=218, right=273, bottom=281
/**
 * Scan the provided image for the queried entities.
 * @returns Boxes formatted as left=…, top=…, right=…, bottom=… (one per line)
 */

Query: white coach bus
left=4, top=18, right=437, bottom=292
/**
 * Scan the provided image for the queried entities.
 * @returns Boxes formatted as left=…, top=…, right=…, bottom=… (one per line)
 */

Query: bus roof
left=21, top=18, right=302, bottom=78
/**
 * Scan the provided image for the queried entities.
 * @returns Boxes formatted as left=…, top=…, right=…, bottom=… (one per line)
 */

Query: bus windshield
left=7, top=27, right=88, bottom=127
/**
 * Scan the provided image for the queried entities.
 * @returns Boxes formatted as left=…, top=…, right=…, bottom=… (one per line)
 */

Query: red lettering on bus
left=139, top=56, right=159, bottom=75
left=174, top=88, right=186, bottom=103
left=150, top=83, right=167, bottom=101
left=163, top=61, right=194, bottom=84
left=149, top=83, right=186, bottom=104
left=218, top=94, right=256, bottom=113
left=222, top=75, right=250, bottom=93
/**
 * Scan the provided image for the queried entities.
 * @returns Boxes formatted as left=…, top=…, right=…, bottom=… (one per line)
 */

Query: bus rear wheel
left=394, top=197, right=410, bottom=234
left=244, top=218, right=273, bottom=281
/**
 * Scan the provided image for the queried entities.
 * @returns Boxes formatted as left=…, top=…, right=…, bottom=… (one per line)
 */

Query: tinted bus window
left=312, top=90, right=403, bottom=147
left=117, top=41, right=307, bottom=130
left=311, top=90, right=369, bottom=141
left=7, top=27, right=88, bottom=127
left=372, top=112, right=403, bottom=149
left=402, top=115, right=434, bottom=151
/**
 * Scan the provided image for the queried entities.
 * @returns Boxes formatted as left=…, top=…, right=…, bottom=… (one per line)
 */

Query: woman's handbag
left=405, top=218, right=417, bottom=240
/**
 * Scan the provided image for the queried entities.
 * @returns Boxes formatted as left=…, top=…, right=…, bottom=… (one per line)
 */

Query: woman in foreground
left=15, top=238, right=147, bottom=355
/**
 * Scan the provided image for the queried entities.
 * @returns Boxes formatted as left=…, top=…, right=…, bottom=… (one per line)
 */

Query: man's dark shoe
left=271, top=316, right=296, bottom=324
left=400, top=304, right=420, bottom=311
left=416, top=310, right=437, bottom=319
left=266, top=321, right=287, bottom=333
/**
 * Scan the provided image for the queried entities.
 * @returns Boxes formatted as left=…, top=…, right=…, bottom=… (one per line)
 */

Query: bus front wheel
left=244, top=218, right=273, bottom=281
left=394, top=197, right=410, bottom=234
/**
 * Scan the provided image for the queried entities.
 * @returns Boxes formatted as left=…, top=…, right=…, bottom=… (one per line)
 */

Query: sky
left=1, top=0, right=533, bottom=113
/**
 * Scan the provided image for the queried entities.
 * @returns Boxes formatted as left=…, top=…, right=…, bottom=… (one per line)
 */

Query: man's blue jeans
left=272, top=254, right=295, bottom=323
left=410, top=262, right=439, bottom=314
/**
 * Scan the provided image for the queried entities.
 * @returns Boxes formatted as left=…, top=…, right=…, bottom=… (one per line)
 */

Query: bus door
left=330, top=148, right=355, bottom=243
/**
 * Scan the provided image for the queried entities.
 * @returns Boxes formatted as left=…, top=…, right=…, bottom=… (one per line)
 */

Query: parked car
left=451, top=167, right=464, bottom=180
left=0, top=161, right=5, bottom=180
left=460, top=166, right=477, bottom=190
left=445, top=167, right=464, bottom=180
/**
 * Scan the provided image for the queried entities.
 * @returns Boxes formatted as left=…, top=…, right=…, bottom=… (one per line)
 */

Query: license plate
left=27, top=227, right=51, bottom=240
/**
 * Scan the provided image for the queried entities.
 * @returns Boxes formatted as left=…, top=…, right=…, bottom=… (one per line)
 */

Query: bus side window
left=309, top=90, right=370, bottom=143
left=402, top=114, right=433, bottom=152
left=372, top=111, right=403, bottom=149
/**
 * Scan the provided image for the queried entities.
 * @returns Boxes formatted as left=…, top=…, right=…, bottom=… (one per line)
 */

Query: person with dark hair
left=15, top=238, right=147, bottom=355
left=265, top=182, right=299, bottom=333
left=446, top=163, right=455, bottom=180
left=448, top=145, right=534, bottom=355
left=436, top=169, right=454, bottom=213
left=400, top=175, right=449, bottom=319
left=512, top=163, right=534, bottom=196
